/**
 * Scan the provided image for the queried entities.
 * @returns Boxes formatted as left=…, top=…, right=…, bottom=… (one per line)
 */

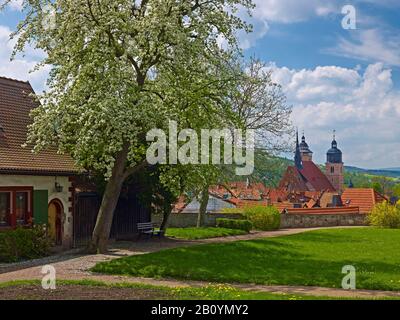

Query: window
left=0, top=187, right=33, bottom=228
left=331, top=167, right=334, bottom=173
left=0, top=192, right=11, bottom=226
left=16, top=192, right=29, bottom=225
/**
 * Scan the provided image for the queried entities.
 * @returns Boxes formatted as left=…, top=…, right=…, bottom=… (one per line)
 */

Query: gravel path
left=1, top=226, right=392, bottom=299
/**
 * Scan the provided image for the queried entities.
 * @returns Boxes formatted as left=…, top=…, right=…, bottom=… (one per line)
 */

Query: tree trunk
left=87, top=145, right=129, bottom=254
left=197, top=185, right=209, bottom=228
left=160, top=203, right=172, bottom=233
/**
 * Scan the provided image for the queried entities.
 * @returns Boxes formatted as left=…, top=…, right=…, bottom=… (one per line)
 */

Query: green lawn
left=93, top=228, right=400, bottom=291
left=165, top=227, right=247, bottom=240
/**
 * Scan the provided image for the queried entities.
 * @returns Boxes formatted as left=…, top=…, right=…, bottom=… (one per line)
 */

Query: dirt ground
left=0, top=284, right=173, bottom=300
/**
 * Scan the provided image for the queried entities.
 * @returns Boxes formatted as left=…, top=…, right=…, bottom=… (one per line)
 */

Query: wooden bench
left=137, top=222, right=163, bottom=239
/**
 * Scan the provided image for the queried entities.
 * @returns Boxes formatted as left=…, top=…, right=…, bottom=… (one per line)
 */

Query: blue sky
left=245, top=2, right=400, bottom=84
left=0, top=0, right=399, bottom=169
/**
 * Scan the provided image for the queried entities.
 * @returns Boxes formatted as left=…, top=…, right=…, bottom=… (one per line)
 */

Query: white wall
left=0, top=174, right=73, bottom=246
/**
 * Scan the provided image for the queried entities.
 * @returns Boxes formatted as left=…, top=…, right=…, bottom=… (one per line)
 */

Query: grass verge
left=165, top=227, right=247, bottom=240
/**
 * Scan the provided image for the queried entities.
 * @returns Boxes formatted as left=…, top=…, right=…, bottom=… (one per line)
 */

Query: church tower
left=325, top=131, right=344, bottom=193
left=299, top=132, right=313, bottom=161
left=294, top=130, right=303, bottom=170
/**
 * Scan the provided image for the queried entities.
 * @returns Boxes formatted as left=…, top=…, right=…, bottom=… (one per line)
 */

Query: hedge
left=216, top=218, right=252, bottom=232
left=0, top=225, right=52, bottom=263
left=242, top=205, right=281, bottom=231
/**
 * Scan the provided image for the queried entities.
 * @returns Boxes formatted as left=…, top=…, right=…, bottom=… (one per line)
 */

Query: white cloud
left=8, top=0, right=23, bottom=11
left=233, top=0, right=339, bottom=50
left=237, top=19, right=269, bottom=50
left=252, top=0, right=337, bottom=23
left=326, top=29, right=400, bottom=67
left=251, top=0, right=400, bottom=24
left=269, top=62, right=400, bottom=168
left=0, top=25, right=49, bottom=93
left=270, top=63, right=361, bottom=102
left=242, top=0, right=400, bottom=55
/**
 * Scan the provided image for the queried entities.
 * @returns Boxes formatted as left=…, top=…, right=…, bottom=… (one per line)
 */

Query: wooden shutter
left=33, top=190, right=49, bottom=225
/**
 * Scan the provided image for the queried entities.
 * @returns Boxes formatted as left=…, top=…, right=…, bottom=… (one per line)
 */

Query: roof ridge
left=0, top=76, right=29, bottom=84
left=0, top=76, right=32, bottom=91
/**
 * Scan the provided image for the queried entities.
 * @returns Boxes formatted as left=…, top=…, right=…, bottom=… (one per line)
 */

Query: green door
left=33, top=190, right=49, bottom=225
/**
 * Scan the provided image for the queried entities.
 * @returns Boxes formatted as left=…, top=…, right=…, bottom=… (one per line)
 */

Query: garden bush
left=219, top=207, right=244, bottom=215
left=216, top=218, right=252, bottom=232
left=368, top=201, right=400, bottom=228
left=0, top=225, right=52, bottom=263
left=242, top=205, right=281, bottom=230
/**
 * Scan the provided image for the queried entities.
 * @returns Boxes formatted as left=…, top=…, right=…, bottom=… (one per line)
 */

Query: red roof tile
left=279, top=165, right=309, bottom=191
left=299, top=161, right=336, bottom=192
left=0, top=77, right=77, bottom=175
left=209, top=182, right=269, bottom=200
left=266, top=188, right=288, bottom=202
left=341, top=188, right=388, bottom=214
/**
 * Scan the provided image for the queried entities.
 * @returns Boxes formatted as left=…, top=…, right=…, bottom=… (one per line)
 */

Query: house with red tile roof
left=341, top=188, right=388, bottom=214
left=173, top=180, right=347, bottom=214
left=0, top=76, right=78, bottom=247
left=170, top=130, right=386, bottom=224
left=0, top=76, right=151, bottom=248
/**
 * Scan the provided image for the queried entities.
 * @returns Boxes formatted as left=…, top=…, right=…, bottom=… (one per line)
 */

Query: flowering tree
left=2, top=0, right=254, bottom=252
left=194, top=58, right=292, bottom=226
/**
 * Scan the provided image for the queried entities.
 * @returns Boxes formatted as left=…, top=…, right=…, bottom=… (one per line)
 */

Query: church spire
left=294, top=129, right=303, bottom=170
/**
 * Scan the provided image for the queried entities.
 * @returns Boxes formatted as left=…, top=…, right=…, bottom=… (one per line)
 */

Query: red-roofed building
left=0, top=76, right=151, bottom=248
left=171, top=132, right=387, bottom=222
left=0, top=77, right=77, bottom=247
left=279, top=131, right=342, bottom=193
left=341, top=188, right=388, bottom=214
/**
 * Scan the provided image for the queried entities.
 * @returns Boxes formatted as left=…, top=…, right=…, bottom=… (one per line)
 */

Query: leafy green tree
left=393, top=184, right=400, bottom=198
left=3, top=0, right=254, bottom=252
left=372, top=182, right=383, bottom=194
left=194, top=58, right=292, bottom=226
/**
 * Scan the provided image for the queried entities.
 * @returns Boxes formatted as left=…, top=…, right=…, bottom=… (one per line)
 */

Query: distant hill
left=380, top=167, right=400, bottom=172
left=345, top=166, right=400, bottom=179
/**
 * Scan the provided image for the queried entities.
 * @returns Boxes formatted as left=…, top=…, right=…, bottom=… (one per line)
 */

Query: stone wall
left=280, top=213, right=367, bottom=228
left=152, top=213, right=243, bottom=228
left=154, top=212, right=367, bottom=229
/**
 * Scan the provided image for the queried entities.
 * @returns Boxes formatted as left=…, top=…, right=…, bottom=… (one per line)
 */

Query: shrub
left=219, top=207, right=244, bottom=215
left=216, top=218, right=252, bottom=232
left=368, top=201, right=400, bottom=228
left=0, top=225, right=52, bottom=263
left=242, top=205, right=280, bottom=231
